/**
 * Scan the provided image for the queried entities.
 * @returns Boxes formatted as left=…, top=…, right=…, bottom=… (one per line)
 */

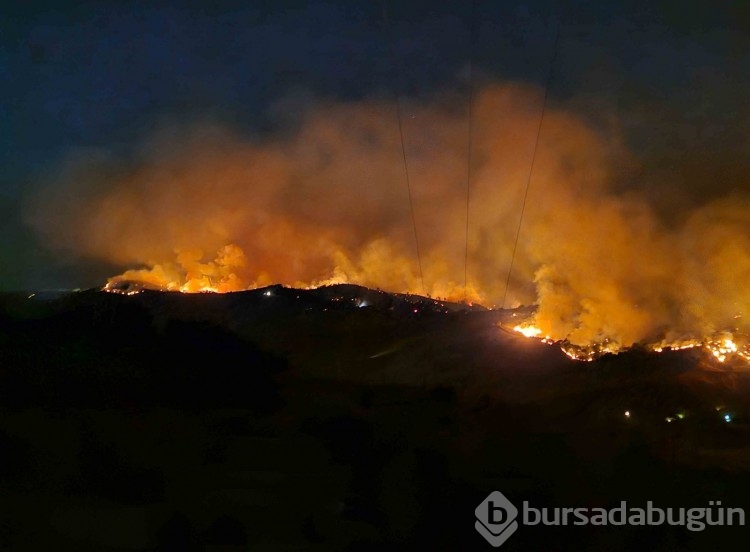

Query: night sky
left=2, top=0, right=749, bottom=290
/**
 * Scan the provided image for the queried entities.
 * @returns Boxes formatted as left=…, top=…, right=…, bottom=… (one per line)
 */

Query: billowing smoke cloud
left=25, top=83, right=750, bottom=350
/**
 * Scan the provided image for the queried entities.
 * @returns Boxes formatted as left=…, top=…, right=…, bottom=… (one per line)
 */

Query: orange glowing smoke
left=26, top=82, right=750, bottom=356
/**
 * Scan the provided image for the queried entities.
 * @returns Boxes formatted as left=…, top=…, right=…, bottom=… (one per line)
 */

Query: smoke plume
left=26, top=83, right=750, bottom=350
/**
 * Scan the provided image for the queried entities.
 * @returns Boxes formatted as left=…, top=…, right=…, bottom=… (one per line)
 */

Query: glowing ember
left=652, top=341, right=700, bottom=353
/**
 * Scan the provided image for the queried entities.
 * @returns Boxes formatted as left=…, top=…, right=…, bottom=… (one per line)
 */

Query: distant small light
left=724, top=414, right=732, bottom=423
left=27, top=293, right=35, bottom=299
left=624, top=411, right=631, bottom=418
left=413, top=308, right=418, bottom=313
left=676, top=412, right=685, bottom=420
left=264, top=290, right=272, bottom=297
left=665, top=417, right=676, bottom=423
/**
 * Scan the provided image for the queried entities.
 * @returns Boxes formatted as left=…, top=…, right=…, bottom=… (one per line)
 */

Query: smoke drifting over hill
left=27, top=83, right=750, bottom=349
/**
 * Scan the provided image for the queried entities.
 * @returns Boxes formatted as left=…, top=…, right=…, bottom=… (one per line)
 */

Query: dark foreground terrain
left=1, top=286, right=749, bottom=551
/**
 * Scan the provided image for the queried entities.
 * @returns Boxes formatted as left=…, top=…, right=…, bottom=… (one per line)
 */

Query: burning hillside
left=511, top=321, right=750, bottom=366
left=26, top=83, right=750, bottom=358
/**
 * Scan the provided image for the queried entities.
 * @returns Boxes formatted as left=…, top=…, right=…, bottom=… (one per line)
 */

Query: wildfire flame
left=27, top=83, right=750, bottom=363
left=513, top=324, right=544, bottom=339
left=511, top=323, right=750, bottom=365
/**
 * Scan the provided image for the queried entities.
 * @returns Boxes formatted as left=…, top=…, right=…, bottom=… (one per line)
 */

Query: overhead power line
left=383, top=0, right=426, bottom=296
left=463, top=1, right=476, bottom=303
left=502, top=20, right=561, bottom=309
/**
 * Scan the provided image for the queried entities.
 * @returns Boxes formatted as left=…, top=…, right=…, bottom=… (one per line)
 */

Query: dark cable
left=463, top=2, right=475, bottom=303
left=502, top=20, right=561, bottom=309
left=384, top=1, right=426, bottom=296
left=396, top=98, right=426, bottom=295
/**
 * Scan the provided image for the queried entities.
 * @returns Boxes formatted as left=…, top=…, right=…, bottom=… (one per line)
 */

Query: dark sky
left=1, top=0, right=749, bottom=290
